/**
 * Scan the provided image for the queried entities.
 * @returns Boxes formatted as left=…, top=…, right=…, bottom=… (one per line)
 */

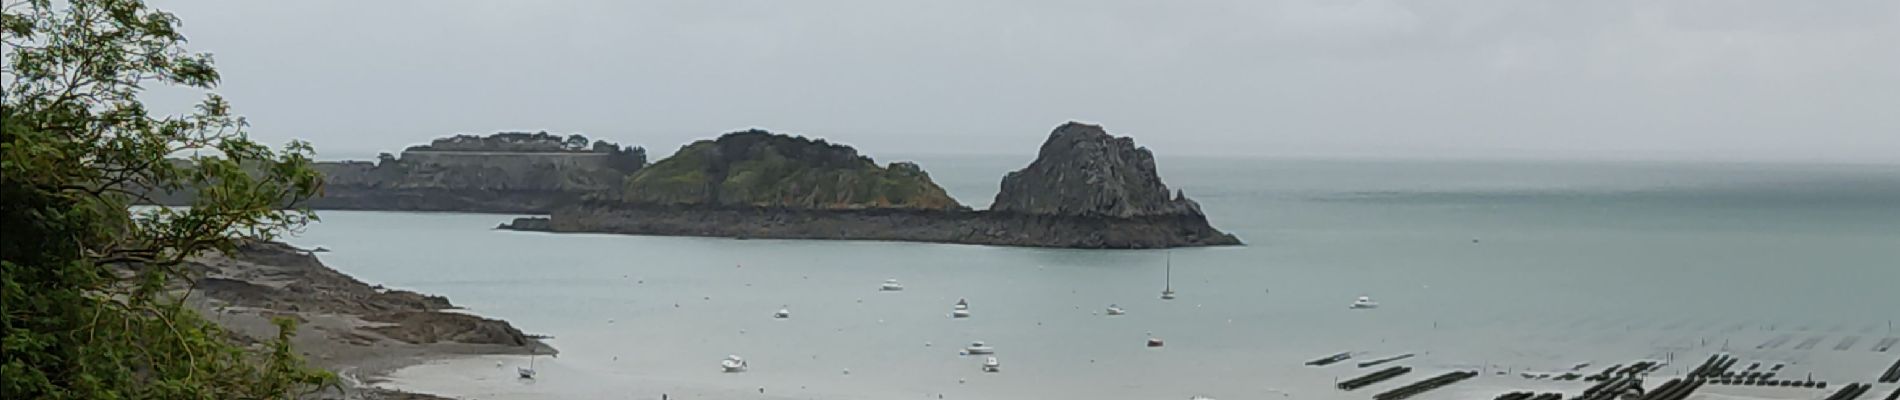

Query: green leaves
left=4, top=0, right=333, bottom=398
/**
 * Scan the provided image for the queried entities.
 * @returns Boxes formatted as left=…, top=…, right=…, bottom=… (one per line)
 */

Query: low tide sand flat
left=1840, top=337, right=1863, bottom=351
left=1798, top=336, right=1827, bottom=350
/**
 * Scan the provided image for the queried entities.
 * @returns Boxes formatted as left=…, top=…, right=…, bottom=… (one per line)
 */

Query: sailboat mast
left=1165, top=252, right=1172, bottom=290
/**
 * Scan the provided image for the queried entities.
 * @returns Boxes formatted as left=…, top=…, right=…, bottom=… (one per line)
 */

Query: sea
left=284, top=157, right=1900, bottom=400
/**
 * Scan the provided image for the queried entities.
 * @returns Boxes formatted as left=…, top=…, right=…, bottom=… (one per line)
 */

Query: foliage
left=3, top=0, right=333, bottom=398
left=621, top=130, right=961, bottom=209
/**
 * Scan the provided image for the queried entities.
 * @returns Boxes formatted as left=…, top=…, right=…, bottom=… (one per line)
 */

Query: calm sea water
left=288, top=157, right=1900, bottom=400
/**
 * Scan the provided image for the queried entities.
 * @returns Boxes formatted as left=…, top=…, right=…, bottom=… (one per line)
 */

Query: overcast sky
left=145, top=0, right=1899, bottom=163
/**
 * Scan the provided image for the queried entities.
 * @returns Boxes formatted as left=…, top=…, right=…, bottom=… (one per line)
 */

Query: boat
left=1106, top=304, right=1126, bottom=316
left=721, top=355, right=748, bottom=373
left=880, top=279, right=904, bottom=291
left=774, top=307, right=790, bottom=319
left=1350, top=296, right=1379, bottom=309
left=517, top=351, right=538, bottom=379
left=982, top=357, right=1000, bottom=372
left=1160, top=252, right=1177, bottom=300
left=954, top=298, right=969, bottom=310
left=951, top=309, right=971, bottom=318
left=1147, top=337, right=1165, bottom=347
left=964, top=341, right=995, bottom=355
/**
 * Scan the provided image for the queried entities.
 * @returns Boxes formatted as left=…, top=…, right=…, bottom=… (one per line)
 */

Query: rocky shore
left=183, top=241, right=551, bottom=399
left=503, top=204, right=1238, bottom=248
left=502, top=122, right=1241, bottom=249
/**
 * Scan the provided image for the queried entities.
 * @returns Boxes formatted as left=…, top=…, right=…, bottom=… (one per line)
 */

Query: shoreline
left=501, top=204, right=1243, bottom=249
left=186, top=241, right=554, bottom=399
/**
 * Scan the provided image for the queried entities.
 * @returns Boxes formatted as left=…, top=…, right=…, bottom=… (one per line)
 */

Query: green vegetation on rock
left=3, top=0, right=335, bottom=397
left=620, top=130, right=963, bottom=210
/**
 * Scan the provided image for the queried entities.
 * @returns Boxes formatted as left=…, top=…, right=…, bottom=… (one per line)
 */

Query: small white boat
left=1350, top=296, right=1379, bottom=309
left=951, top=309, right=971, bottom=318
left=517, top=351, right=539, bottom=379
left=1106, top=304, right=1126, bottom=316
left=880, top=279, right=904, bottom=291
left=964, top=341, right=995, bottom=355
left=774, top=307, right=791, bottom=319
left=954, top=298, right=969, bottom=310
left=982, top=356, right=1000, bottom=372
left=721, top=355, right=748, bottom=373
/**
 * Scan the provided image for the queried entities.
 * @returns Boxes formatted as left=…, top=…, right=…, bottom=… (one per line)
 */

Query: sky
left=144, top=0, right=1900, bottom=164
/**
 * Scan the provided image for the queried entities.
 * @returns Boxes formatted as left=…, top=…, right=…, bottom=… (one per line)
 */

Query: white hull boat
left=964, top=341, right=995, bottom=355
left=774, top=307, right=790, bottom=319
left=1350, top=296, right=1379, bottom=309
left=1106, top=305, right=1126, bottom=316
left=880, top=279, right=904, bottom=291
left=952, top=309, right=971, bottom=318
left=721, top=355, right=748, bottom=373
left=982, top=357, right=1000, bottom=372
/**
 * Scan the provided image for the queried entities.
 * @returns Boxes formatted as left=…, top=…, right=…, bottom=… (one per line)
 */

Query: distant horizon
left=141, top=1, right=1898, bottom=168
left=302, top=133, right=1900, bottom=168
left=293, top=124, right=1899, bottom=167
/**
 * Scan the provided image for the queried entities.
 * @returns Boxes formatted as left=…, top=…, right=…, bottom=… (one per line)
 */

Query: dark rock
left=992, top=122, right=1202, bottom=218
left=362, top=311, right=532, bottom=346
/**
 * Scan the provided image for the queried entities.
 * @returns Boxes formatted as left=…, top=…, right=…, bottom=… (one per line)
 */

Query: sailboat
left=517, top=350, right=537, bottom=379
left=1160, top=252, right=1177, bottom=300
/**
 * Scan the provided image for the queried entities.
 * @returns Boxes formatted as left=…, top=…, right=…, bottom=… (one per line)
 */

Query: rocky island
left=504, top=122, right=1240, bottom=248
left=307, top=131, right=645, bottom=213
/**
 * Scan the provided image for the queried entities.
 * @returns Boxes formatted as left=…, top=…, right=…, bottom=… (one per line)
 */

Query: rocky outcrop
left=615, top=130, right=963, bottom=210
left=145, top=132, right=645, bottom=213
left=993, top=122, right=1204, bottom=218
left=307, top=131, right=646, bottom=213
left=501, top=123, right=1240, bottom=249
left=503, top=203, right=1238, bottom=248
left=185, top=241, right=549, bottom=400
left=186, top=241, right=536, bottom=347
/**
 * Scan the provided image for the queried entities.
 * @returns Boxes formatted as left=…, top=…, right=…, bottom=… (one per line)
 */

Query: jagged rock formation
left=504, top=123, right=1240, bottom=248
left=186, top=241, right=538, bottom=347
left=306, top=131, right=645, bottom=213
left=614, top=130, right=962, bottom=210
left=993, top=122, right=1203, bottom=218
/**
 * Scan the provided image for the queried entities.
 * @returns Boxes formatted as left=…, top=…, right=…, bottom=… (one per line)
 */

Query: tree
left=564, top=133, right=588, bottom=150
left=3, top=0, right=334, bottom=398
